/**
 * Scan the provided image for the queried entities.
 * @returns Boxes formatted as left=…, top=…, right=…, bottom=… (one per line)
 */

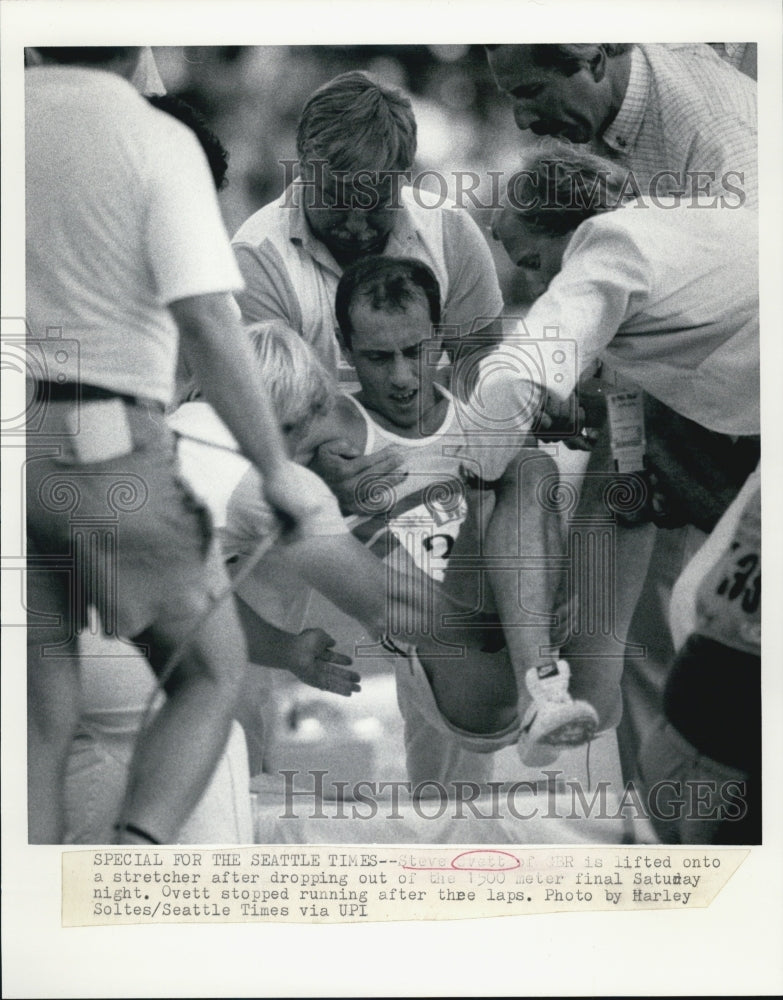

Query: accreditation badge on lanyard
left=605, top=389, right=646, bottom=472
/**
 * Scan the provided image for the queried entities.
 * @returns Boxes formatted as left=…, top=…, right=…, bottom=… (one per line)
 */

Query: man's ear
left=588, top=46, right=607, bottom=83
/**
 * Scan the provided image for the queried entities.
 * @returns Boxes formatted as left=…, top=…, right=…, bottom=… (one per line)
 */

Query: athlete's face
left=345, top=294, right=441, bottom=436
left=487, top=45, right=613, bottom=144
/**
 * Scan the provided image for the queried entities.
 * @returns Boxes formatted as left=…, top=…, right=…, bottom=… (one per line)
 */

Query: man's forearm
left=234, top=595, right=300, bottom=671
left=257, top=533, right=458, bottom=643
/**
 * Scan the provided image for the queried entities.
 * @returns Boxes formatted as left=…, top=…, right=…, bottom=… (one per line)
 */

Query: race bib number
left=387, top=495, right=468, bottom=582
left=696, top=484, right=760, bottom=654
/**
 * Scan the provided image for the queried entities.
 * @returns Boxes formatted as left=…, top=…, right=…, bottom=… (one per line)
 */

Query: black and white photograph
left=2, top=0, right=783, bottom=996
left=18, top=36, right=764, bottom=847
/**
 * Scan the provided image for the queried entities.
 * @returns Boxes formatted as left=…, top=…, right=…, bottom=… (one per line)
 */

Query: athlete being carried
left=304, top=256, right=600, bottom=783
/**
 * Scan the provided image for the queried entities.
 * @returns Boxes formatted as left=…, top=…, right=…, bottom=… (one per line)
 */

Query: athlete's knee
left=499, top=449, right=559, bottom=514
left=511, top=447, right=558, bottom=491
left=145, top=619, right=247, bottom=703
left=167, top=649, right=246, bottom=704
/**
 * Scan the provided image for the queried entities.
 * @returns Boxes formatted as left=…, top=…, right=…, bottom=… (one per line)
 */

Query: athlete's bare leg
left=416, top=447, right=598, bottom=753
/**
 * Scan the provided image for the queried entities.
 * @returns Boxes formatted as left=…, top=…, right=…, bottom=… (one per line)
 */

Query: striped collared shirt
left=595, top=43, right=757, bottom=208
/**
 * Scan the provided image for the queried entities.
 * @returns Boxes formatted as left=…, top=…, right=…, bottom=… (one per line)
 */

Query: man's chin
left=531, top=123, right=591, bottom=144
left=557, top=126, right=592, bottom=144
left=326, top=236, right=387, bottom=262
left=382, top=407, right=418, bottom=430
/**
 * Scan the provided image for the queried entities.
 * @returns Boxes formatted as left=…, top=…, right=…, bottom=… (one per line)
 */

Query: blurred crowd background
left=152, top=44, right=530, bottom=308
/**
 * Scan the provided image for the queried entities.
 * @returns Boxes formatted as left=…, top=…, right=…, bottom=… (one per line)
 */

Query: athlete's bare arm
left=309, top=396, right=408, bottom=514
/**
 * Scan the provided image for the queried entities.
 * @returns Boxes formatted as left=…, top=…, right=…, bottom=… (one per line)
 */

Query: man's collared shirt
left=471, top=202, right=759, bottom=469
left=231, top=182, right=503, bottom=374
left=596, top=43, right=757, bottom=208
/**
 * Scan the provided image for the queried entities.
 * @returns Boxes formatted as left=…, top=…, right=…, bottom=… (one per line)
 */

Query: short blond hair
left=502, top=138, right=632, bottom=236
left=246, top=320, right=337, bottom=434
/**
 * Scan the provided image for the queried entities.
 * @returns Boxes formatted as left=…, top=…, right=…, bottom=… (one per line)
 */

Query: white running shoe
left=517, top=660, right=599, bottom=766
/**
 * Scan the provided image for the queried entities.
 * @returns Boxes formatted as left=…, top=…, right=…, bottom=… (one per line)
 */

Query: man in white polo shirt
left=465, top=142, right=759, bottom=741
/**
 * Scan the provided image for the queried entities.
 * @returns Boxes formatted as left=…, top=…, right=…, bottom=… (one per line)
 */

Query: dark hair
left=147, top=95, right=229, bottom=190
left=485, top=43, right=632, bottom=76
left=297, top=71, right=416, bottom=174
left=335, top=257, right=441, bottom=349
left=37, top=46, right=139, bottom=66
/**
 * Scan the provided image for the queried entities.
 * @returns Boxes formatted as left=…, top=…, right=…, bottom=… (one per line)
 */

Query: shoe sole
left=539, top=716, right=598, bottom=747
